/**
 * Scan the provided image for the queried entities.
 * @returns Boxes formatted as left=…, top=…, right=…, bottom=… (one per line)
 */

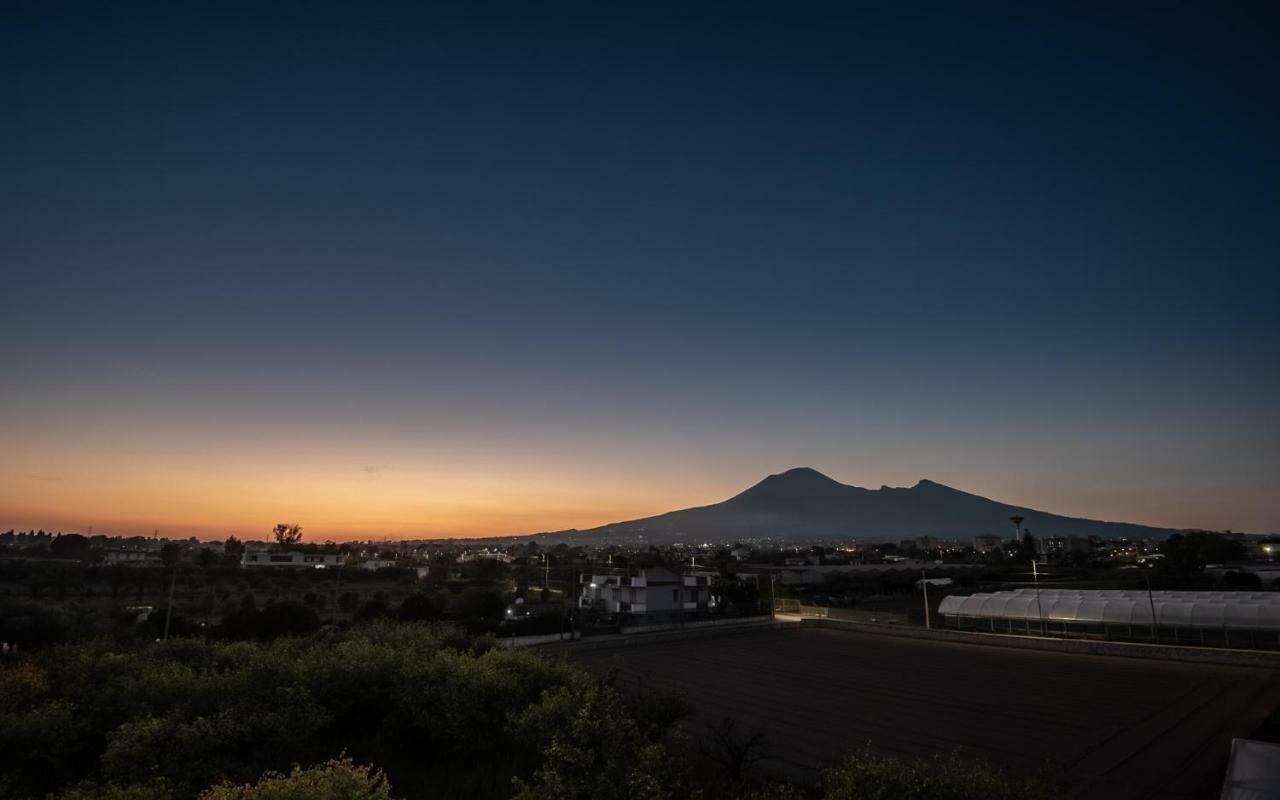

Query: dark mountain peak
left=573, top=468, right=1182, bottom=543
left=911, top=478, right=950, bottom=490
left=730, top=467, right=847, bottom=506
left=760, top=467, right=839, bottom=487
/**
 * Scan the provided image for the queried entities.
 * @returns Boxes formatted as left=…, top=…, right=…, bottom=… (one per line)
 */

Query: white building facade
left=580, top=567, right=712, bottom=614
left=241, top=551, right=346, bottom=568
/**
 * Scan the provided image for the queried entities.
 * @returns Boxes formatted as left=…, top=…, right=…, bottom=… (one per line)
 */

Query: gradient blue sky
left=3, top=2, right=1278, bottom=538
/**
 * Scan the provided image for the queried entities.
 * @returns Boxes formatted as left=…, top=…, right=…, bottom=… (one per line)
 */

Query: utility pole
left=1144, top=565, right=1159, bottom=643
left=163, top=563, right=178, bottom=640
left=1031, top=559, right=1045, bottom=636
left=769, top=573, right=776, bottom=620
left=331, top=562, right=345, bottom=625
left=921, top=567, right=931, bottom=629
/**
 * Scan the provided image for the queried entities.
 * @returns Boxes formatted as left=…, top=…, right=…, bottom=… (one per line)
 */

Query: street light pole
left=1144, top=565, right=1159, bottom=644
left=769, top=573, right=776, bottom=620
left=921, top=567, right=931, bottom=630
left=1031, top=559, right=1045, bottom=636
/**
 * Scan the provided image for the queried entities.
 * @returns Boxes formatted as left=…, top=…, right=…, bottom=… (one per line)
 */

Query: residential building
left=1042, top=536, right=1091, bottom=559
left=579, top=567, right=712, bottom=614
left=973, top=535, right=1003, bottom=554
left=241, top=551, right=346, bottom=569
left=103, top=549, right=155, bottom=566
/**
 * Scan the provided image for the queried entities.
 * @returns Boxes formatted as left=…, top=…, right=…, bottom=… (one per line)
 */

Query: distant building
left=915, top=536, right=939, bottom=551
left=973, top=535, right=1003, bottom=554
left=458, top=550, right=512, bottom=564
left=241, top=551, right=346, bottom=569
left=579, top=567, right=712, bottom=614
left=1109, top=540, right=1140, bottom=560
left=1042, top=537, right=1091, bottom=559
left=358, top=559, right=400, bottom=571
left=103, top=549, right=155, bottom=566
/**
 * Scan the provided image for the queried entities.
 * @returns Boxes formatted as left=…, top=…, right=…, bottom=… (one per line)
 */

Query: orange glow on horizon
left=2, top=438, right=1272, bottom=540
left=0, top=454, right=715, bottom=541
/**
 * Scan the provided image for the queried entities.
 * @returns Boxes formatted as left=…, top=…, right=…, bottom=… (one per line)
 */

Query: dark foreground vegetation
left=0, top=616, right=1057, bottom=800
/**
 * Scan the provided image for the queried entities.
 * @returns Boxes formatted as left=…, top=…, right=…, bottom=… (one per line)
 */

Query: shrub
left=198, top=758, right=390, bottom=800
left=822, top=747, right=1057, bottom=800
left=510, top=679, right=697, bottom=800
left=397, top=594, right=440, bottom=622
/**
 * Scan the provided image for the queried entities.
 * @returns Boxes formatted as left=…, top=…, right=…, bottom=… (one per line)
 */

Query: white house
left=241, top=551, right=346, bottom=569
left=579, top=567, right=712, bottom=614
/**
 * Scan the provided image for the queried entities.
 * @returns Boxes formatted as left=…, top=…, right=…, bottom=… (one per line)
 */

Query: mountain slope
left=573, top=467, right=1180, bottom=542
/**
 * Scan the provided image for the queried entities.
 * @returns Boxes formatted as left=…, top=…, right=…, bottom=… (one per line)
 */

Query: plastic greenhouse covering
left=936, top=589, right=1280, bottom=630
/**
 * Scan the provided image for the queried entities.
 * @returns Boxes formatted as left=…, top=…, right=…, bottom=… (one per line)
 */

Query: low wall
left=802, top=617, right=1280, bottom=669
left=620, top=614, right=771, bottom=636
left=542, top=616, right=793, bottom=653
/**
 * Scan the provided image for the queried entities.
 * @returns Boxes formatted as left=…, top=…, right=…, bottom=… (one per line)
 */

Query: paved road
left=573, top=626, right=1280, bottom=799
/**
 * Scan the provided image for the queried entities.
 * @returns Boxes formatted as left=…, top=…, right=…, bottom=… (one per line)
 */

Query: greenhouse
left=937, top=588, right=1280, bottom=648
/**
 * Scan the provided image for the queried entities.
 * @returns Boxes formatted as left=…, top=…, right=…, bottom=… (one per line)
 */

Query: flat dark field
left=572, top=626, right=1280, bottom=799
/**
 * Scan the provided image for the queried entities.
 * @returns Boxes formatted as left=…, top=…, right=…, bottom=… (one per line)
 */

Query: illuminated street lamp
left=1030, top=558, right=1045, bottom=636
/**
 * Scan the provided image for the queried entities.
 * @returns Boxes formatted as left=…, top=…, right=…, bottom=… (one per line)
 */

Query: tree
left=397, top=593, right=440, bottom=622
left=1022, top=530, right=1038, bottom=560
left=196, top=548, right=219, bottom=569
left=704, top=717, right=769, bottom=789
left=1160, top=531, right=1245, bottom=574
left=510, top=682, right=696, bottom=800
left=271, top=525, right=303, bottom=548
left=223, top=537, right=246, bottom=567
left=159, top=543, right=181, bottom=568
left=49, top=534, right=92, bottom=562
left=458, top=588, right=505, bottom=625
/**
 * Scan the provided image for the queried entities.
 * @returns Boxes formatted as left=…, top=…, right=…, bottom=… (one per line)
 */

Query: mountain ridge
left=537, top=467, right=1192, bottom=543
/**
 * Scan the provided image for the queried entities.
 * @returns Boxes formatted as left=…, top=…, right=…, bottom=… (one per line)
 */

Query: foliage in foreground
left=1, top=617, right=1059, bottom=800
left=510, top=681, right=699, bottom=800
left=822, top=747, right=1057, bottom=800
left=200, top=758, right=390, bottom=800
left=0, top=622, right=583, bottom=799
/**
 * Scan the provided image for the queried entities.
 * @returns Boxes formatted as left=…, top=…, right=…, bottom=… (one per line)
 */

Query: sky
left=3, top=2, right=1278, bottom=540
